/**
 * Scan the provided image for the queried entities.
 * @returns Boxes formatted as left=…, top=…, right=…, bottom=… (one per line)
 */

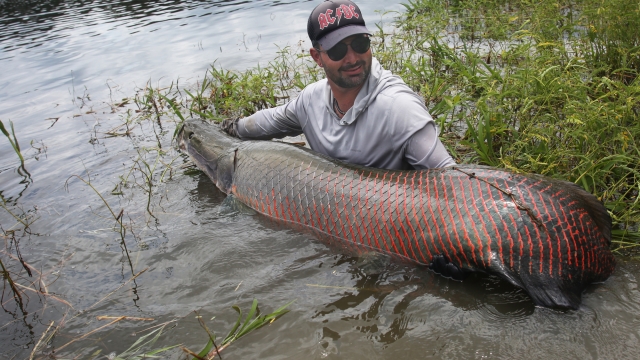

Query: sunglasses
left=321, top=36, right=371, bottom=61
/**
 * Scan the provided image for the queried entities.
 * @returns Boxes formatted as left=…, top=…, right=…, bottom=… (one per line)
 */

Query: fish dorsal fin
left=556, top=179, right=612, bottom=246
left=575, top=185, right=612, bottom=245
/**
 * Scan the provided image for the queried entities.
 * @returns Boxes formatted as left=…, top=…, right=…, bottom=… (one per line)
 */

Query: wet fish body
left=179, top=119, right=615, bottom=309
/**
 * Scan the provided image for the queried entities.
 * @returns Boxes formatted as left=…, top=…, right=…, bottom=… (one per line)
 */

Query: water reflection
left=309, top=256, right=536, bottom=348
left=0, top=121, right=33, bottom=204
left=313, top=267, right=426, bottom=346
left=191, top=171, right=227, bottom=208
left=0, top=0, right=249, bottom=19
left=0, top=0, right=300, bottom=52
left=0, top=173, right=32, bottom=206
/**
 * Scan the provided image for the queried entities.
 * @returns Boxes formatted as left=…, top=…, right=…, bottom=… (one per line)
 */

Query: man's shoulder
left=374, top=83, right=424, bottom=108
left=365, top=79, right=431, bottom=129
left=280, top=79, right=327, bottom=114
left=299, top=78, right=328, bottom=97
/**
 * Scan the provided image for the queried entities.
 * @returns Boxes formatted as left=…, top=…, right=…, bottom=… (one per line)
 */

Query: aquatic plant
left=0, top=257, right=24, bottom=311
left=0, top=119, right=24, bottom=165
left=0, top=119, right=30, bottom=180
left=183, top=299, right=293, bottom=359
left=97, top=323, right=179, bottom=360
left=0, top=120, right=37, bottom=312
left=66, top=169, right=137, bottom=276
left=46, top=297, right=291, bottom=359
left=189, top=45, right=321, bottom=120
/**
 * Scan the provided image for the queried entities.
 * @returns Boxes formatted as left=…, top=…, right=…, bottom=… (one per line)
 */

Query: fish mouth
left=177, top=122, right=189, bottom=151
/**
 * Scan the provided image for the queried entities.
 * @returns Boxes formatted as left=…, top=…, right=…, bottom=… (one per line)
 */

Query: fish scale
left=179, top=119, right=615, bottom=309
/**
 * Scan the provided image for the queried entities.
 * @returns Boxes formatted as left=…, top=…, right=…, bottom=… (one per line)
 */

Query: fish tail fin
left=515, top=271, right=582, bottom=309
left=494, top=251, right=615, bottom=310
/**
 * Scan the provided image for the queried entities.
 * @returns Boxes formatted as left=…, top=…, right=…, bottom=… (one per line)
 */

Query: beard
left=324, top=59, right=371, bottom=89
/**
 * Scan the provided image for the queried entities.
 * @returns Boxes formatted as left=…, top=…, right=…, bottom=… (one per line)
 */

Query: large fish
left=178, top=119, right=615, bottom=309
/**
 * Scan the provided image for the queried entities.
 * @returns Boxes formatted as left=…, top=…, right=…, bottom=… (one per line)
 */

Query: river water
left=1, top=0, right=640, bottom=359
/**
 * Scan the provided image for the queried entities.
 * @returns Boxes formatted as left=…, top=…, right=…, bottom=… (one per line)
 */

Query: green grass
left=185, top=299, right=293, bottom=359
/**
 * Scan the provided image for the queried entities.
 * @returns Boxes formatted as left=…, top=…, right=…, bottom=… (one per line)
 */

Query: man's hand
left=221, top=117, right=240, bottom=138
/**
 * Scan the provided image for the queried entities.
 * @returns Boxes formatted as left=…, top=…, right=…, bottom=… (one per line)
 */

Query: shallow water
left=1, top=0, right=640, bottom=359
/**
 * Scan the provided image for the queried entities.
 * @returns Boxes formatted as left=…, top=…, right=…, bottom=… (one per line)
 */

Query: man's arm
left=386, top=89, right=456, bottom=169
left=223, top=96, right=305, bottom=140
left=404, top=121, right=456, bottom=169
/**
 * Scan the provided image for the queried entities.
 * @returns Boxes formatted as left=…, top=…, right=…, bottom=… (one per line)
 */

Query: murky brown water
left=1, top=1, right=640, bottom=359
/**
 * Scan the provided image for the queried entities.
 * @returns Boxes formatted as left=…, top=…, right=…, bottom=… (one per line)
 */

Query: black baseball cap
left=307, top=0, right=370, bottom=50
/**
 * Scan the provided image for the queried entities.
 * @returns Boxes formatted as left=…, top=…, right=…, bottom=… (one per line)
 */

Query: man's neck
left=329, top=82, right=364, bottom=117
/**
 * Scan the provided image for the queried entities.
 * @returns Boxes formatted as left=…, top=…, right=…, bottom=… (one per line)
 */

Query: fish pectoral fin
left=219, top=194, right=257, bottom=216
left=428, top=254, right=468, bottom=281
left=355, top=252, right=392, bottom=275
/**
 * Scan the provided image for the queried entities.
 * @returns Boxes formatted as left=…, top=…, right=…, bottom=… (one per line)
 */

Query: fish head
left=178, top=119, right=239, bottom=194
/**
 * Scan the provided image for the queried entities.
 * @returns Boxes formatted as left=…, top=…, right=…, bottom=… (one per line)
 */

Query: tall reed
left=0, top=119, right=26, bottom=170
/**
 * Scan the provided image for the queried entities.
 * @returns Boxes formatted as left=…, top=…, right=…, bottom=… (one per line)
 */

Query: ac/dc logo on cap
left=318, top=4, right=359, bottom=30
left=307, top=0, right=369, bottom=47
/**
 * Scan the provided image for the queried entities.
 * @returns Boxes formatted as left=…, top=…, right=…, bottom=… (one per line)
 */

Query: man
left=222, top=0, right=455, bottom=170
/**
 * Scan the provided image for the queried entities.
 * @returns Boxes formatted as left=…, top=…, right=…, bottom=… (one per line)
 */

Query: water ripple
left=0, top=0, right=276, bottom=50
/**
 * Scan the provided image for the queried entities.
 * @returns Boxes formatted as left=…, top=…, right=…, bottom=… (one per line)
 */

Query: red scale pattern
left=182, top=121, right=615, bottom=308
left=232, top=142, right=614, bottom=282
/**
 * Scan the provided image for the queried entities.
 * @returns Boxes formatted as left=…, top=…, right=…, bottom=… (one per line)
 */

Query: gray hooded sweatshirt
left=236, top=58, right=455, bottom=170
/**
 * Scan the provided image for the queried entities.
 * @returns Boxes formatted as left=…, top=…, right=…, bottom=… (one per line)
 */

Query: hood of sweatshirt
left=325, top=57, right=410, bottom=126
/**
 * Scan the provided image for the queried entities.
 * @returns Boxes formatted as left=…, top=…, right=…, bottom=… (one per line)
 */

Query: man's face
left=311, top=35, right=372, bottom=90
